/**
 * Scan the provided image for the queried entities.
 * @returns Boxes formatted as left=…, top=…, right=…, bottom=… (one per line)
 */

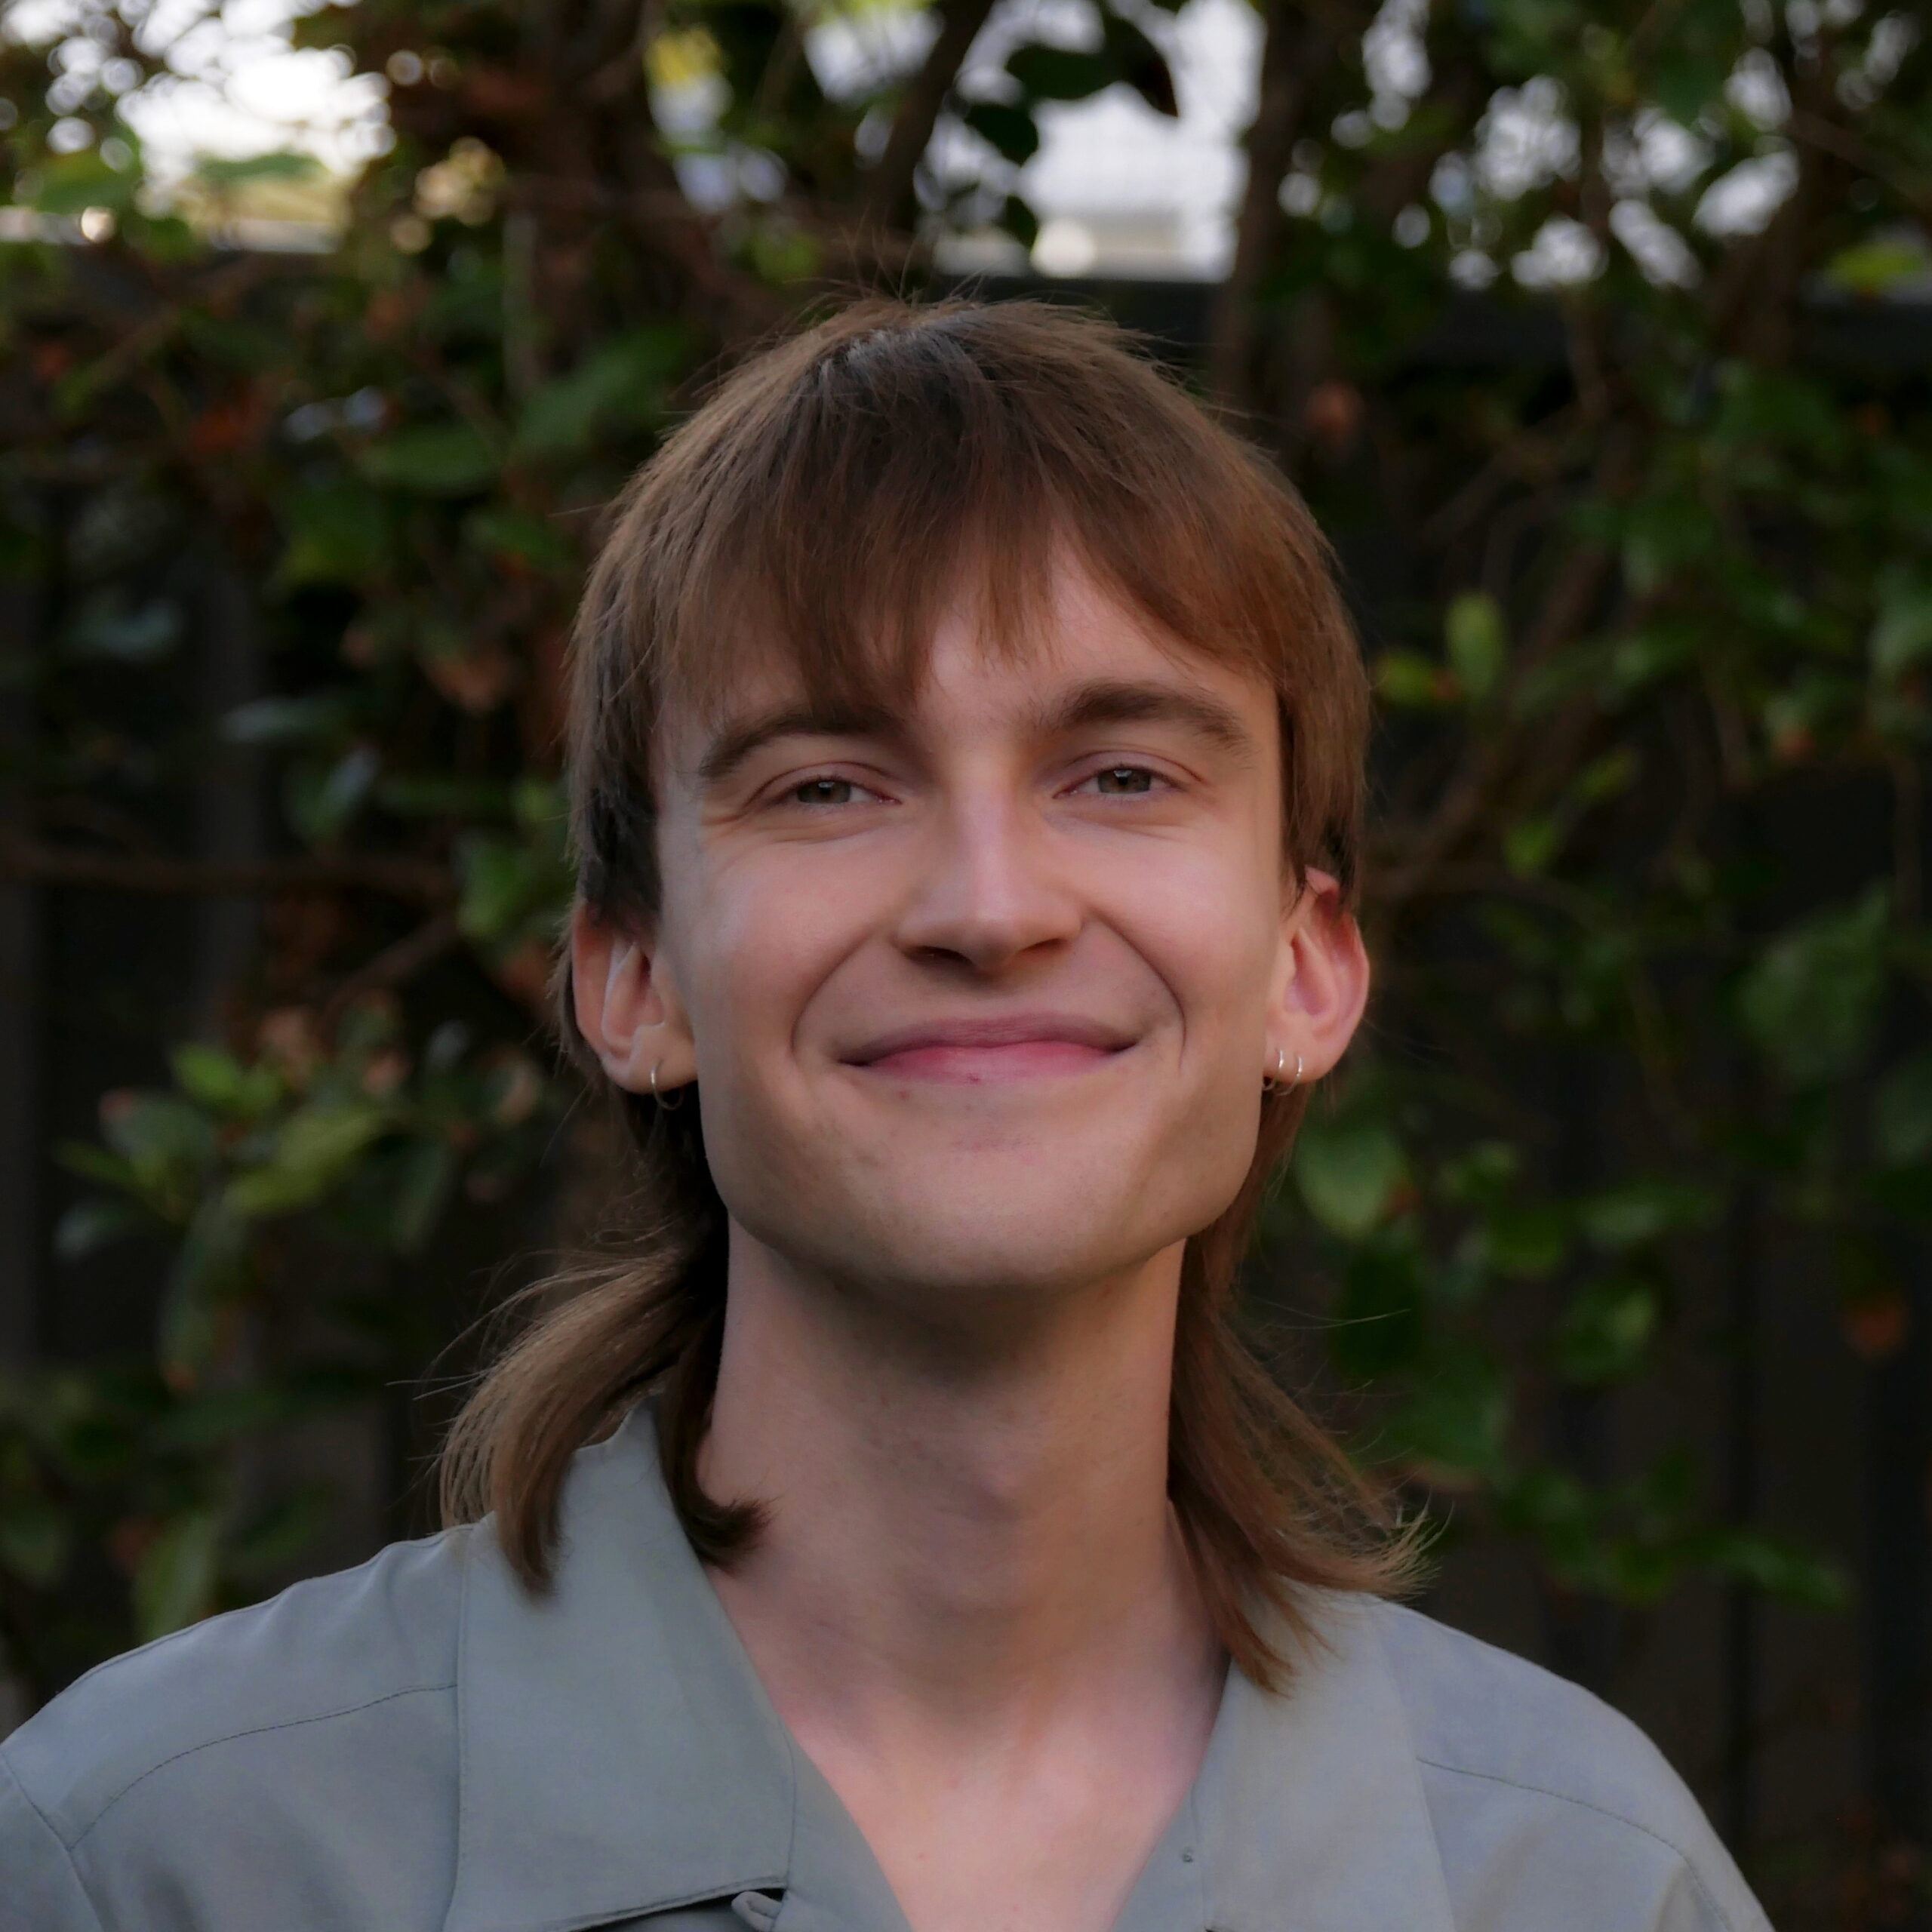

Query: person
left=0, top=300, right=1770, bottom=1932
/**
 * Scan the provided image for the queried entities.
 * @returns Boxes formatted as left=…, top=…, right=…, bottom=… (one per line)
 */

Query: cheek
left=675, top=850, right=875, bottom=1069
left=1109, top=840, right=1282, bottom=1031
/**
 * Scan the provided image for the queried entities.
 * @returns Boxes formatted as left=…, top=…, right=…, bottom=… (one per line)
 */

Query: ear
left=570, top=903, right=697, bottom=1097
left=1266, top=866, right=1370, bottom=1085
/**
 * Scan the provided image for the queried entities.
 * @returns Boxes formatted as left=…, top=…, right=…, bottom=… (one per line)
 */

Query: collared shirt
left=2, top=1407, right=1771, bottom=1932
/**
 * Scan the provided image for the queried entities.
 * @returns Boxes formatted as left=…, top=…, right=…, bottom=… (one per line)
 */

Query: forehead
left=658, top=545, right=1276, bottom=758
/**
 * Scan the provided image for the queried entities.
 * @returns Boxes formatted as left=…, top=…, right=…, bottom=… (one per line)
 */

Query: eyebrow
left=694, top=677, right=1257, bottom=789
left=1038, top=679, right=1257, bottom=761
left=696, top=701, right=901, bottom=787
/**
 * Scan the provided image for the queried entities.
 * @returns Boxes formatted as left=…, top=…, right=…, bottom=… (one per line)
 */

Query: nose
left=894, top=793, right=1081, bottom=974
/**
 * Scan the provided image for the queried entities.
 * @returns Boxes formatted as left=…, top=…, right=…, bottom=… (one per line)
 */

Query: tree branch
left=319, top=912, right=466, bottom=1031
left=1, top=840, right=454, bottom=906
left=860, top=0, right=999, bottom=236
left=1208, top=0, right=1355, bottom=410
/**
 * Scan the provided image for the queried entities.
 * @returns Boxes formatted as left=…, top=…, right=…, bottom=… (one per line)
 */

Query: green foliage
left=1238, top=0, right=1932, bottom=1660
left=4, top=0, right=1924, bottom=1721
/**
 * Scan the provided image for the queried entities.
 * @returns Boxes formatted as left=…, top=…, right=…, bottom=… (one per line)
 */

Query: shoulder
left=1, top=1524, right=468, bottom=1916
left=1364, top=1601, right=1771, bottom=1932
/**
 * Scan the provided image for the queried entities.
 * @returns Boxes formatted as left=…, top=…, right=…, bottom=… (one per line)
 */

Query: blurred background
left=1, top=0, right=1928, bottom=1921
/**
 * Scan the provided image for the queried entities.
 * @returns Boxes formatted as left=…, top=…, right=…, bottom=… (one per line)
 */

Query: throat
left=696, top=1227, right=1223, bottom=1932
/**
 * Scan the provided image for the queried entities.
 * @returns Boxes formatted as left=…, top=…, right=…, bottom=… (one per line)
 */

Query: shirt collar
left=1191, top=1595, right=1459, bottom=1932
left=445, top=1407, right=797, bottom=1932
left=445, top=1409, right=1456, bottom=1932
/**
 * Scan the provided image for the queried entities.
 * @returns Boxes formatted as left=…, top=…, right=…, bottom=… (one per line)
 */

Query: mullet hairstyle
left=441, top=298, right=1415, bottom=1687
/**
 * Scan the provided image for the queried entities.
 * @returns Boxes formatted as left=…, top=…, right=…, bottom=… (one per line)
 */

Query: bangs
left=656, top=311, right=1288, bottom=724
left=570, top=299, right=1368, bottom=915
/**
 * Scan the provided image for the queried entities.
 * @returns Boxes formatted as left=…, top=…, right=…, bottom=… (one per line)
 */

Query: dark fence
left=3, top=277, right=1929, bottom=1929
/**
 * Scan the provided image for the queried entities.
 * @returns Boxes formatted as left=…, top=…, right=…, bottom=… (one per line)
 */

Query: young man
left=2, top=302, right=1768, bottom=1932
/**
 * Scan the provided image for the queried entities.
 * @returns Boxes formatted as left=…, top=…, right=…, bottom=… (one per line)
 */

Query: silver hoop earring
left=1263, top=1046, right=1305, bottom=1095
left=648, top=1061, right=685, bottom=1112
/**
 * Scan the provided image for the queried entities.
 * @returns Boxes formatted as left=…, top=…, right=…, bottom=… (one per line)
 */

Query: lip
left=842, top=1013, right=1137, bottom=1081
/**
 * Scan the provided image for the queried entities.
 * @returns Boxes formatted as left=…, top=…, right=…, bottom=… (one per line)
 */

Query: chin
left=793, top=1163, right=1216, bottom=1306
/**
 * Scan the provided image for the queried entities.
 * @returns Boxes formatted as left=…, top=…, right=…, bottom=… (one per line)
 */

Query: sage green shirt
left=2, top=1408, right=1771, bottom=1932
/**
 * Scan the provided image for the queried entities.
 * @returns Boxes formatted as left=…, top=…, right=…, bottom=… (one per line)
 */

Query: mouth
left=841, top=1013, right=1137, bottom=1083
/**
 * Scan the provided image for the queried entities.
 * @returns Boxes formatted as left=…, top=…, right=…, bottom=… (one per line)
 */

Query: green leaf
left=1606, top=621, right=1697, bottom=700
left=464, top=504, right=574, bottom=571
left=1006, top=43, right=1113, bottom=101
left=513, top=328, right=688, bottom=457
left=1387, top=1350, right=1510, bottom=1481
left=1445, top=592, right=1507, bottom=699
left=1100, top=14, right=1178, bottom=115
left=1376, top=650, right=1448, bottom=707
left=277, top=481, right=390, bottom=589
left=389, top=1139, right=458, bottom=1253
left=134, top=1510, right=222, bottom=1640
left=0, top=1496, right=70, bottom=1586
left=1823, top=237, right=1932, bottom=299
left=1295, top=1118, right=1407, bottom=1238
left=1503, top=814, right=1563, bottom=877
left=1555, top=1275, right=1660, bottom=1383
left=1737, top=885, right=1890, bottom=1085
left=160, top=1198, right=251, bottom=1373
left=98, top=1094, right=217, bottom=1199
left=454, top=826, right=568, bottom=944
left=1653, top=53, right=1729, bottom=125
left=171, top=1044, right=281, bottom=1118
left=998, top=193, right=1040, bottom=250
left=962, top=101, right=1041, bottom=165
left=192, top=151, right=321, bottom=189
left=224, top=1104, right=389, bottom=1219
left=222, top=691, right=357, bottom=746
left=286, top=746, right=381, bottom=846
left=1875, top=1051, right=1932, bottom=1165
left=1700, top=1527, right=1849, bottom=1610
left=1578, top=1179, right=1718, bottom=1250
left=31, top=149, right=140, bottom=216
left=64, top=594, right=182, bottom=663
left=1870, top=576, right=1932, bottom=682
left=1484, top=1203, right=1569, bottom=1278
left=359, top=422, right=500, bottom=497
left=454, top=834, right=537, bottom=942
left=52, top=1196, right=149, bottom=1260
left=1574, top=746, right=1638, bottom=803
left=1865, top=1164, right=1932, bottom=1223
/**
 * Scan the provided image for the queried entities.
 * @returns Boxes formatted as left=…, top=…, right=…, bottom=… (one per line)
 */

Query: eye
left=1081, top=764, right=1161, bottom=796
left=788, top=775, right=867, bottom=806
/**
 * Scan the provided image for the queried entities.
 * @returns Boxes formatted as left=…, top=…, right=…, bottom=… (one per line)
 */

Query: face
left=575, top=551, right=1368, bottom=1315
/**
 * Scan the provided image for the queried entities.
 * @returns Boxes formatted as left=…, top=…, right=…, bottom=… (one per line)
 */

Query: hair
left=440, top=298, right=1416, bottom=1687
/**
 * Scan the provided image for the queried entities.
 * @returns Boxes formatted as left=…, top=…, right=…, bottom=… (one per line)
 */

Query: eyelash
left=780, top=774, right=884, bottom=808
left=769, top=760, right=1176, bottom=811
left=1070, top=763, right=1168, bottom=798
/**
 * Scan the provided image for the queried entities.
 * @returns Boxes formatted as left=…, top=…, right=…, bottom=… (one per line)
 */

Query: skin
left=574, top=550, right=1371, bottom=1932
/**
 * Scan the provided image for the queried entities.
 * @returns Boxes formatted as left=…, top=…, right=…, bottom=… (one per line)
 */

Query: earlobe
left=568, top=903, right=697, bottom=1095
left=1267, top=869, right=1370, bottom=1086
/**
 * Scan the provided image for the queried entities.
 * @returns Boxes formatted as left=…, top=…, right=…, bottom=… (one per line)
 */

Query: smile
left=842, top=1014, right=1137, bottom=1083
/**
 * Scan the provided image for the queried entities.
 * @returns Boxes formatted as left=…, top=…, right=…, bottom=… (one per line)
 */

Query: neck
left=699, top=1232, right=1220, bottom=1741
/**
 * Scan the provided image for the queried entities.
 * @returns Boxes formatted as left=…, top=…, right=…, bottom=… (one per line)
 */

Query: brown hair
left=441, top=298, right=1414, bottom=1685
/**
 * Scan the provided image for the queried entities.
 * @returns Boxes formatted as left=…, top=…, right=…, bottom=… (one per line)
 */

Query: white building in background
left=69, top=0, right=1258, bottom=280
left=931, top=0, right=1262, bottom=281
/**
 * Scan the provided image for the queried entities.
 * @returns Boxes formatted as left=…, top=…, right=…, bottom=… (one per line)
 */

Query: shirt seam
left=67, top=1679, right=454, bottom=1854
left=1, top=1746, right=110, bottom=1931
left=1413, top=1755, right=1737, bottom=1931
